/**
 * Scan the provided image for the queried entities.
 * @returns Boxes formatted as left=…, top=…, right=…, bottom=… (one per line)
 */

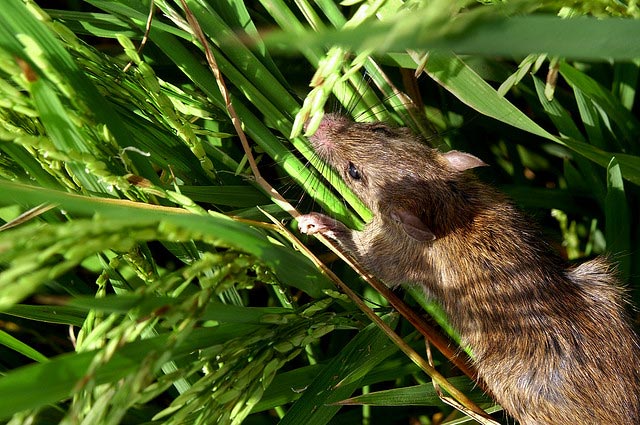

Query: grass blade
left=0, top=330, right=49, bottom=363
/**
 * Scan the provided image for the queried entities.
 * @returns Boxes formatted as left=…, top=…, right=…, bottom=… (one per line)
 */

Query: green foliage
left=0, top=0, right=638, bottom=424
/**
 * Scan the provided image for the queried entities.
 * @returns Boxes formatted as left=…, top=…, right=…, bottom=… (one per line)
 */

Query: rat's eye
left=347, top=162, right=361, bottom=180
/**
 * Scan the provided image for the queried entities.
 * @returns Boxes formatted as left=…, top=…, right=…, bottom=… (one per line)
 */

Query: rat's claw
left=297, top=213, right=333, bottom=235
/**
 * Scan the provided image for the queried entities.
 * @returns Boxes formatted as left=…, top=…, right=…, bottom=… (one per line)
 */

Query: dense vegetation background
left=0, top=0, right=638, bottom=424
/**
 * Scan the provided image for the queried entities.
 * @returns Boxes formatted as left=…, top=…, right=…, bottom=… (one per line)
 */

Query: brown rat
left=297, top=113, right=640, bottom=424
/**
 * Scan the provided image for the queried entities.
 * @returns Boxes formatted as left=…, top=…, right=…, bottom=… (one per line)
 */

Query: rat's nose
left=308, top=113, right=349, bottom=138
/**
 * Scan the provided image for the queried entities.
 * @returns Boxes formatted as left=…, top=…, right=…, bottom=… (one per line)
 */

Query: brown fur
left=298, top=114, right=640, bottom=424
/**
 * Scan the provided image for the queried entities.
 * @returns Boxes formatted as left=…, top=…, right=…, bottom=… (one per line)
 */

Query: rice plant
left=0, top=1, right=638, bottom=424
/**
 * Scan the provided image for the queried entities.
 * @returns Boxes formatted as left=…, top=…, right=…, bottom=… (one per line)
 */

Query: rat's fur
left=298, top=114, right=640, bottom=424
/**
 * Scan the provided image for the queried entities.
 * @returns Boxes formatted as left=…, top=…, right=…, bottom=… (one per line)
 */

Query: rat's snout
left=317, top=113, right=350, bottom=132
left=307, top=113, right=349, bottom=146
left=305, top=113, right=353, bottom=163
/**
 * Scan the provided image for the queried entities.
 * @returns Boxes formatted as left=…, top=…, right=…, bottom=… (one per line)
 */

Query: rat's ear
left=443, top=150, right=487, bottom=172
left=391, top=209, right=436, bottom=242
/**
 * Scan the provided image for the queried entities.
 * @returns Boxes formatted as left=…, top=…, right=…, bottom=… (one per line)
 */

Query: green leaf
left=178, top=185, right=269, bottom=207
left=0, top=330, right=49, bottom=363
left=0, top=326, right=260, bottom=420
left=604, top=158, right=631, bottom=279
left=532, top=76, right=585, bottom=142
left=337, top=377, right=489, bottom=406
left=612, top=61, right=639, bottom=111
left=2, top=304, right=87, bottom=327
left=65, top=294, right=293, bottom=324
left=279, top=315, right=399, bottom=425
left=267, top=14, right=640, bottom=60
left=559, top=62, right=640, bottom=150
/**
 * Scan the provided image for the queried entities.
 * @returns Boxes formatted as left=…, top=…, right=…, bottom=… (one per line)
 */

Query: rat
left=297, top=113, right=640, bottom=424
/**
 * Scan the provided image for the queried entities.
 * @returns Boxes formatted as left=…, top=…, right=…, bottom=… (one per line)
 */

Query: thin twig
left=123, top=0, right=156, bottom=73
left=178, top=0, right=298, bottom=217
left=0, top=203, right=56, bottom=232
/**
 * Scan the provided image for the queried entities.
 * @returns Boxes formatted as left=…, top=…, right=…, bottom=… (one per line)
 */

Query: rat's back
left=457, top=254, right=640, bottom=425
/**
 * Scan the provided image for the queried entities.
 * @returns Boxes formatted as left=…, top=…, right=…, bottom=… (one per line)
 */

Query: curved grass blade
left=337, top=377, right=489, bottom=407
left=0, top=330, right=49, bottom=363
left=0, top=180, right=334, bottom=299
left=266, top=13, right=640, bottom=60
left=2, top=304, right=87, bottom=327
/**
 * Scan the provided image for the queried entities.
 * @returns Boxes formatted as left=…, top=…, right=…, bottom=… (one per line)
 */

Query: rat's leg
left=297, top=212, right=348, bottom=238
left=298, top=214, right=399, bottom=287
left=297, top=213, right=358, bottom=253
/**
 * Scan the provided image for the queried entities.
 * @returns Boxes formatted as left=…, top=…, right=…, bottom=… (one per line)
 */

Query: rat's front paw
left=297, top=213, right=336, bottom=236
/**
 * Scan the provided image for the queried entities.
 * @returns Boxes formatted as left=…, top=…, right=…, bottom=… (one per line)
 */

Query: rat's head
left=307, top=114, right=433, bottom=202
left=307, top=113, right=487, bottom=241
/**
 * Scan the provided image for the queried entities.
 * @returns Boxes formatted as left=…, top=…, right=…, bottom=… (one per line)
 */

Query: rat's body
left=298, top=114, right=640, bottom=424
